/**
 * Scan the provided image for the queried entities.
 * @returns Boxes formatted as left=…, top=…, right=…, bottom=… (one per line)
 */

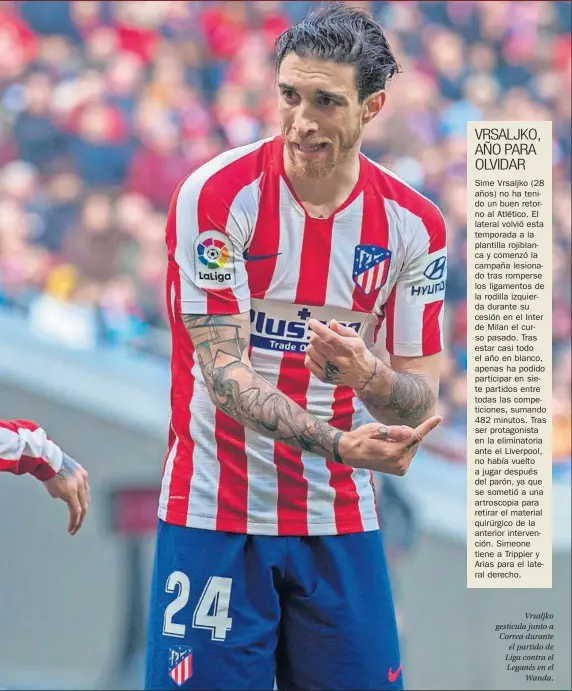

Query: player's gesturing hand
left=305, top=319, right=375, bottom=390
left=43, top=455, right=90, bottom=535
left=337, top=416, right=442, bottom=475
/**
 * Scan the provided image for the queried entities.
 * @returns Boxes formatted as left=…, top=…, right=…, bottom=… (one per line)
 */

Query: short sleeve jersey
left=159, top=136, right=447, bottom=536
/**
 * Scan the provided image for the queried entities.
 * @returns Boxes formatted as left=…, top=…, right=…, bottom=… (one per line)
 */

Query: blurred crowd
left=0, top=1, right=570, bottom=455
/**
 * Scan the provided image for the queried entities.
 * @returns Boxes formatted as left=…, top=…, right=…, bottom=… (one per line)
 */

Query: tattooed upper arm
left=182, top=312, right=251, bottom=382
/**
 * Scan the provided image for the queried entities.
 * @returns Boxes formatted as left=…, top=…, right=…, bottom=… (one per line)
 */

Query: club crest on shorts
left=352, top=244, right=392, bottom=295
left=168, top=646, right=193, bottom=686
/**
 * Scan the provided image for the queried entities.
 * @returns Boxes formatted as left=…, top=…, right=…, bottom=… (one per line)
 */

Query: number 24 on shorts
left=163, top=571, right=233, bottom=642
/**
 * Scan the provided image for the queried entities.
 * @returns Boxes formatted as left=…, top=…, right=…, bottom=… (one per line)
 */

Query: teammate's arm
left=0, top=418, right=65, bottom=479
left=183, top=313, right=441, bottom=472
left=0, top=419, right=90, bottom=535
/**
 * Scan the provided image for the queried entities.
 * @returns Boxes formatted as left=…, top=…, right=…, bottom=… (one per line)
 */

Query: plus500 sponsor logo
left=250, top=310, right=361, bottom=353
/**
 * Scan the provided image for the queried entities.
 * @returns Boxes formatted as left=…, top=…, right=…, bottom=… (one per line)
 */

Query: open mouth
left=295, top=142, right=328, bottom=155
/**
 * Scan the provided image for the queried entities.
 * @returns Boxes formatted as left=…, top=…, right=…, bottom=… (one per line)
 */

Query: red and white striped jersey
left=159, top=136, right=447, bottom=536
left=0, top=419, right=63, bottom=481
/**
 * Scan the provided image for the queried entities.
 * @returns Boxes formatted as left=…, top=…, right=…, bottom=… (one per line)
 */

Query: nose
left=291, top=104, right=318, bottom=139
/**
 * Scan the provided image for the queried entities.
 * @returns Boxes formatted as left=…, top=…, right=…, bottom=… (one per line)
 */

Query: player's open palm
left=43, top=456, right=90, bottom=535
left=339, top=416, right=442, bottom=475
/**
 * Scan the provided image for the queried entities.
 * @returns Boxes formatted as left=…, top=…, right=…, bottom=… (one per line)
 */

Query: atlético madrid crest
left=352, top=244, right=392, bottom=295
left=168, top=647, right=193, bottom=686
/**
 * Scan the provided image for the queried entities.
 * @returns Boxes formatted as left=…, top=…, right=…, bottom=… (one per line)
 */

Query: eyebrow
left=278, top=82, right=348, bottom=103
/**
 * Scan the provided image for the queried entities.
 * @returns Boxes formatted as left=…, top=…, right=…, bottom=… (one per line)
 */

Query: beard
left=283, top=124, right=362, bottom=179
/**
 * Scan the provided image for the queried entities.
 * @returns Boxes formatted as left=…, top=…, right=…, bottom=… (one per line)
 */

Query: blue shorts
left=145, top=521, right=403, bottom=690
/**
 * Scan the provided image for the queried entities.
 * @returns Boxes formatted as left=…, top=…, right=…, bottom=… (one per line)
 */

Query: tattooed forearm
left=356, top=360, right=436, bottom=427
left=210, top=361, right=339, bottom=455
left=183, top=313, right=341, bottom=460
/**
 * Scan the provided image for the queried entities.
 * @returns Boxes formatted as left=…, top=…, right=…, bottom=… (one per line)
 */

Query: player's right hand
left=43, top=457, right=90, bottom=535
left=338, top=416, right=442, bottom=475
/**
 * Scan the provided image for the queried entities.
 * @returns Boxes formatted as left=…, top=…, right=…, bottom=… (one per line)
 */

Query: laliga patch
left=193, top=230, right=236, bottom=290
left=352, top=244, right=392, bottom=296
left=168, top=646, right=193, bottom=686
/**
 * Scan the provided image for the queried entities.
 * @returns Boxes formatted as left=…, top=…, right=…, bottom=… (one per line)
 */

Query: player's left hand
left=305, top=319, right=376, bottom=389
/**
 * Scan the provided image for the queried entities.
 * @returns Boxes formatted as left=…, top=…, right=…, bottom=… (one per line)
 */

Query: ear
left=362, top=90, right=386, bottom=125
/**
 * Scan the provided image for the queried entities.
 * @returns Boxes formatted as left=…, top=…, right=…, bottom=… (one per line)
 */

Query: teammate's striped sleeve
left=384, top=204, right=447, bottom=357
left=0, top=419, right=63, bottom=480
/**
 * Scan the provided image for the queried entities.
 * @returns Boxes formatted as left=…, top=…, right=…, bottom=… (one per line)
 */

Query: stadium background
left=0, top=1, right=570, bottom=689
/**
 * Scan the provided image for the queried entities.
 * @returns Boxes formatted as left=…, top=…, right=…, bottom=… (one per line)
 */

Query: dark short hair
left=275, top=2, right=401, bottom=102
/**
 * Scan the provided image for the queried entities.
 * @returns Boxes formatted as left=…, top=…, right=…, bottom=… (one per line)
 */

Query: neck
left=283, top=145, right=362, bottom=206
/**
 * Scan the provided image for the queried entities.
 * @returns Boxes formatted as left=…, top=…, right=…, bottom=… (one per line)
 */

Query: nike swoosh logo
left=388, top=664, right=402, bottom=683
left=243, top=251, right=282, bottom=262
